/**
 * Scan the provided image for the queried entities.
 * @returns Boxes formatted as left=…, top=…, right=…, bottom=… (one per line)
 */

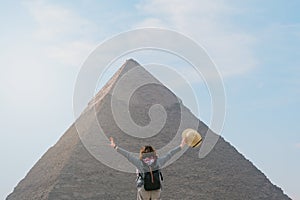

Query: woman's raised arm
left=109, top=137, right=141, bottom=168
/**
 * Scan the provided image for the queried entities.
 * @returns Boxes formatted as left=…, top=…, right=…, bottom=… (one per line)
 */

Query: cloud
left=25, top=1, right=95, bottom=41
left=24, top=1, right=97, bottom=67
left=296, top=143, right=300, bottom=149
left=134, top=0, right=258, bottom=78
left=46, top=40, right=95, bottom=66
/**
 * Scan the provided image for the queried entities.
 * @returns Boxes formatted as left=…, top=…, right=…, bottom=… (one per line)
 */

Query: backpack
left=136, top=167, right=163, bottom=191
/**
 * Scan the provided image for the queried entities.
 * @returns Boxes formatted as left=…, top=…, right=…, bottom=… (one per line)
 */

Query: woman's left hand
left=109, top=137, right=116, bottom=148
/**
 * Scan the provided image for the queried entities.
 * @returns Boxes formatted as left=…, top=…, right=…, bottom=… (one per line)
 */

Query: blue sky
left=1, top=0, right=299, bottom=199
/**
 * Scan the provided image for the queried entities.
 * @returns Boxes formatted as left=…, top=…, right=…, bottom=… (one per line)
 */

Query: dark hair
left=139, top=145, right=157, bottom=160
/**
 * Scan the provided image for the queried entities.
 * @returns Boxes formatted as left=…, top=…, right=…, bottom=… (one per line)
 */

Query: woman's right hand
left=180, top=137, right=187, bottom=148
left=109, top=137, right=116, bottom=148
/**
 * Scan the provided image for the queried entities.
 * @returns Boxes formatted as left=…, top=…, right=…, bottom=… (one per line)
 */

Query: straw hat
left=182, top=129, right=202, bottom=148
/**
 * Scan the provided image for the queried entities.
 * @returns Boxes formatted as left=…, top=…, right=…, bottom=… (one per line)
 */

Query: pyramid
left=7, top=59, right=290, bottom=200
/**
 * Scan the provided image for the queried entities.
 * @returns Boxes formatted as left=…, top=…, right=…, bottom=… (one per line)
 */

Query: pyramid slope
left=7, top=125, right=80, bottom=200
left=7, top=59, right=291, bottom=200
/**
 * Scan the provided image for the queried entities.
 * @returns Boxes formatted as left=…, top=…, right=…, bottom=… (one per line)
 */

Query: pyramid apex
left=86, top=59, right=148, bottom=109
left=119, top=58, right=142, bottom=74
left=125, top=58, right=139, bottom=64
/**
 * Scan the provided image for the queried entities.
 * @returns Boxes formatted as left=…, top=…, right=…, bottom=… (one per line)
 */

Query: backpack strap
left=149, top=166, right=154, bottom=183
left=138, top=172, right=143, bottom=179
left=160, top=171, right=163, bottom=181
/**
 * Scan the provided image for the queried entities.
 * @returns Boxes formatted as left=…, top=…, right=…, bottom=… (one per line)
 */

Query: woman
left=109, top=137, right=187, bottom=200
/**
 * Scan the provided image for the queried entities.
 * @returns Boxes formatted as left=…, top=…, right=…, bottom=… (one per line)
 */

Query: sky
left=1, top=0, right=299, bottom=199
